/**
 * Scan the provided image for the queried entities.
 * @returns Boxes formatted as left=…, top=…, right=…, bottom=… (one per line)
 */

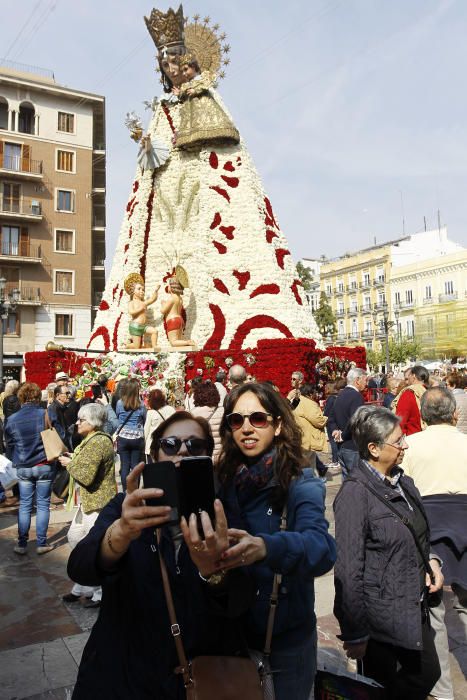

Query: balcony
left=439, top=292, right=458, bottom=303
left=334, top=287, right=345, bottom=296
left=0, top=154, right=43, bottom=179
left=373, top=277, right=385, bottom=287
left=373, top=301, right=387, bottom=312
left=92, top=290, right=104, bottom=307
left=346, top=284, right=358, bottom=293
left=0, top=195, right=42, bottom=222
left=347, top=306, right=359, bottom=316
left=92, top=257, right=105, bottom=269
left=394, top=299, right=415, bottom=310
left=336, top=333, right=346, bottom=342
left=92, top=216, right=106, bottom=229
left=362, top=330, right=374, bottom=340
left=359, top=280, right=372, bottom=290
left=5, top=283, right=42, bottom=305
left=347, top=333, right=360, bottom=342
left=335, top=309, right=345, bottom=318
left=361, top=304, right=373, bottom=314
left=423, top=297, right=434, bottom=305
left=0, top=241, right=41, bottom=263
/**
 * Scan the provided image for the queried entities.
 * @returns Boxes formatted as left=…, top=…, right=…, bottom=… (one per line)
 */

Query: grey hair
left=5, top=379, right=19, bottom=395
left=346, top=367, right=367, bottom=386
left=67, top=384, right=77, bottom=398
left=292, top=371, right=304, bottom=382
left=421, top=387, right=457, bottom=426
left=350, top=405, right=400, bottom=459
left=78, top=402, right=106, bottom=429
left=228, top=364, right=247, bottom=384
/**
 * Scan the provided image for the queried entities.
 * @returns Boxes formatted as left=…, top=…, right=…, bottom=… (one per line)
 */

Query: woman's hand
left=219, top=528, right=267, bottom=570
left=343, top=640, right=367, bottom=660
left=172, top=87, right=180, bottom=96
left=116, top=462, right=172, bottom=542
left=58, top=454, right=72, bottom=467
left=180, top=500, right=229, bottom=577
left=427, top=558, right=444, bottom=593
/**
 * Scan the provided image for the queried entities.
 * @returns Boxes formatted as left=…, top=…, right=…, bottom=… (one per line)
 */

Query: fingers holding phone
left=120, top=462, right=172, bottom=540
left=181, top=499, right=229, bottom=576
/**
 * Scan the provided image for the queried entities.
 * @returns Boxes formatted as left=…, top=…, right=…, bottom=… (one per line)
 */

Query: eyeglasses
left=383, top=434, right=407, bottom=450
left=158, top=436, right=208, bottom=456
left=226, top=411, right=274, bottom=431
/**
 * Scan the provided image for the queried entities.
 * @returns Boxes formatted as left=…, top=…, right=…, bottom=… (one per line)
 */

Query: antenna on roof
left=399, top=191, right=406, bottom=235
left=423, top=216, right=427, bottom=231
left=437, top=209, right=441, bottom=233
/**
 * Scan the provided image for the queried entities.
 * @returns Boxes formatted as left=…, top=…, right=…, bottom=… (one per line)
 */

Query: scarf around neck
left=234, top=447, right=276, bottom=505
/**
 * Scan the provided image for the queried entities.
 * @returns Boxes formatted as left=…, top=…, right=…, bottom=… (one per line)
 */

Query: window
left=55, top=313, right=73, bottom=336
left=378, top=292, right=385, bottom=305
left=351, top=298, right=358, bottom=311
left=1, top=225, right=20, bottom=255
left=395, top=291, right=401, bottom=305
left=351, top=319, right=358, bottom=337
left=365, top=321, right=372, bottom=333
left=58, top=111, right=74, bottom=133
left=56, top=189, right=75, bottom=212
left=326, top=284, right=332, bottom=296
left=18, top=104, right=34, bottom=134
left=338, top=301, right=344, bottom=313
left=350, top=277, right=357, bottom=290
left=406, top=289, right=413, bottom=304
left=56, top=150, right=74, bottom=172
left=3, top=142, right=21, bottom=171
left=2, top=312, right=19, bottom=335
left=364, top=295, right=371, bottom=311
left=0, top=100, right=7, bottom=130
left=445, top=280, right=454, bottom=295
left=426, top=318, right=434, bottom=334
left=406, top=319, right=415, bottom=337
left=54, top=229, right=75, bottom=253
left=376, top=267, right=385, bottom=282
left=2, top=183, right=20, bottom=213
left=425, top=285, right=432, bottom=300
left=337, top=279, right=344, bottom=292
left=54, top=270, right=74, bottom=294
left=363, top=272, right=370, bottom=285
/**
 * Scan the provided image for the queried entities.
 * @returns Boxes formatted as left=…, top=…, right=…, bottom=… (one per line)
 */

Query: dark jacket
left=221, top=468, right=336, bottom=651
left=326, top=386, right=364, bottom=451
left=68, top=495, right=253, bottom=700
left=5, top=403, right=48, bottom=468
left=3, top=394, right=20, bottom=423
left=47, top=400, right=71, bottom=447
left=423, top=494, right=467, bottom=588
left=333, top=460, right=431, bottom=650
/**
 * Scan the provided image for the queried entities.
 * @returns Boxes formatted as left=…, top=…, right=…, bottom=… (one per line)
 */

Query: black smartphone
left=143, top=461, right=179, bottom=524
left=177, top=456, right=216, bottom=528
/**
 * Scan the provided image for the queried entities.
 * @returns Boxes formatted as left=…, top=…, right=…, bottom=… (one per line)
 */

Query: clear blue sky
left=3, top=0, right=467, bottom=262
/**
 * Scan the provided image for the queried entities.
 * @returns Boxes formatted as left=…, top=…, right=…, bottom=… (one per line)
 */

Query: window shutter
left=20, top=227, right=29, bottom=256
left=21, top=144, right=31, bottom=172
left=0, top=140, right=3, bottom=159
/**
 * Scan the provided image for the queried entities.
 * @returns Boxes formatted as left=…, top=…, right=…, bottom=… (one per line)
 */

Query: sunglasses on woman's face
left=158, top=436, right=208, bottom=456
left=226, top=411, right=273, bottom=431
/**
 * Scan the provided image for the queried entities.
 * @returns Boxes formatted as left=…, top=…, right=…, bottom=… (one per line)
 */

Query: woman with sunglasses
left=68, top=411, right=252, bottom=700
left=333, top=405, right=443, bottom=699
left=217, top=382, right=336, bottom=700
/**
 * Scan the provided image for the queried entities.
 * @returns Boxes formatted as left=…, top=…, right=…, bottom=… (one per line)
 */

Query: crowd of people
left=0, top=360, right=465, bottom=699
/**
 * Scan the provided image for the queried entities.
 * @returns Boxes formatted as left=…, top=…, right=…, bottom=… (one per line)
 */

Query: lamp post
left=0, top=278, right=20, bottom=381
left=373, top=303, right=399, bottom=374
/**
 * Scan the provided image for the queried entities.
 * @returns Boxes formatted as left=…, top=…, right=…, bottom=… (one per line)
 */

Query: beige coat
left=191, top=405, right=224, bottom=463
left=294, top=396, right=328, bottom=452
left=144, top=405, right=176, bottom=455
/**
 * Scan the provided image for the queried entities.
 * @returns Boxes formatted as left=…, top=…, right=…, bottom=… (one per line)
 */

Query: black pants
left=362, top=618, right=441, bottom=700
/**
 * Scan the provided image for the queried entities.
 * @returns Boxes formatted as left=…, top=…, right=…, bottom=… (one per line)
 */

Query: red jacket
left=395, top=389, right=422, bottom=435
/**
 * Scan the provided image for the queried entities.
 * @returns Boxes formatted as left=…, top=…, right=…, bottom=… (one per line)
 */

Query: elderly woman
left=5, top=382, right=55, bottom=554
left=67, top=411, right=251, bottom=699
left=191, top=380, right=224, bottom=462
left=217, top=382, right=336, bottom=699
left=59, top=403, right=116, bottom=608
left=333, top=404, right=443, bottom=699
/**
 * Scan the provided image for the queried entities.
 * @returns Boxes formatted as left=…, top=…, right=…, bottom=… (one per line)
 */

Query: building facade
left=0, top=62, right=105, bottom=377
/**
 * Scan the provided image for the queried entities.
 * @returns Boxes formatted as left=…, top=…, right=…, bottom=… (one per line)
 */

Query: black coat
left=333, top=461, right=431, bottom=651
left=326, top=386, right=364, bottom=451
left=68, top=494, right=253, bottom=700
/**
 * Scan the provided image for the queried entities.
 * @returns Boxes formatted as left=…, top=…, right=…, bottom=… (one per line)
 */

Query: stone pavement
left=0, top=471, right=465, bottom=699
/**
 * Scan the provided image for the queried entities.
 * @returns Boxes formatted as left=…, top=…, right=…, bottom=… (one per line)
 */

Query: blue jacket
left=115, top=400, right=146, bottom=433
left=5, top=403, right=48, bottom=468
left=221, top=468, right=336, bottom=651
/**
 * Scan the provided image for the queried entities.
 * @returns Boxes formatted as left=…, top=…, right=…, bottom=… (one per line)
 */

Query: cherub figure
left=124, top=273, right=160, bottom=351
left=161, top=276, right=196, bottom=348
left=172, top=53, right=239, bottom=150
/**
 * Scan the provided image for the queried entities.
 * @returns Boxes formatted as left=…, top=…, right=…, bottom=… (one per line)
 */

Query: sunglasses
left=158, top=436, right=208, bottom=457
left=226, top=411, right=274, bottom=431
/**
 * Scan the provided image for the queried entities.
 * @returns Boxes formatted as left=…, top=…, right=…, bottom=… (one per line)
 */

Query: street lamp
left=0, top=277, right=20, bottom=381
left=373, top=303, right=399, bottom=374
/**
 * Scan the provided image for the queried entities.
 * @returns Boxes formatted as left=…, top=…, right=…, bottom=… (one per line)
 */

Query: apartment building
left=318, top=227, right=463, bottom=352
left=390, top=248, right=467, bottom=358
left=0, top=61, right=105, bottom=376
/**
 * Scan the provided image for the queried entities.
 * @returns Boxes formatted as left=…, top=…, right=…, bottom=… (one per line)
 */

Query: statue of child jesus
left=124, top=273, right=160, bottom=351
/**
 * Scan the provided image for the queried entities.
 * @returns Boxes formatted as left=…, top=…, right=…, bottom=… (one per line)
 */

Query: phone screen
left=178, top=456, right=215, bottom=526
left=143, top=461, right=179, bottom=524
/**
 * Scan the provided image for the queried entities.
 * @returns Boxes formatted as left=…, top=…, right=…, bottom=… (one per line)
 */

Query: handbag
left=314, top=667, right=386, bottom=699
left=52, top=467, right=70, bottom=499
left=0, top=454, right=17, bottom=489
left=113, top=408, right=136, bottom=451
left=67, top=505, right=87, bottom=549
left=41, top=411, right=68, bottom=461
left=157, top=506, right=288, bottom=699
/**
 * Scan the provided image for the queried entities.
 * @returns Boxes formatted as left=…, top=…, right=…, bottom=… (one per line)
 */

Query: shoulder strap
left=347, top=477, right=434, bottom=582
left=116, top=408, right=136, bottom=436
left=263, top=503, right=287, bottom=656
left=44, top=410, right=52, bottom=430
left=156, top=530, right=193, bottom=690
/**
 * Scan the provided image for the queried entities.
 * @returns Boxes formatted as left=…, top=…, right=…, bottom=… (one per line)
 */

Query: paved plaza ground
left=0, top=470, right=465, bottom=699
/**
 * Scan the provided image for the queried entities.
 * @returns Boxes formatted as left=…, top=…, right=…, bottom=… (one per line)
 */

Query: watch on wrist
left=199, top=569, right=227, bottom=586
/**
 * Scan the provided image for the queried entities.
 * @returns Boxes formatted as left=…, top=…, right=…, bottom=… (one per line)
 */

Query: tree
left=366, top=348, right=383, bottom=370
left=296, top=261, right=314, bottom=293
left=387, top=338, right=421, bottom=365
left=313, top=291, right=337, bottom=336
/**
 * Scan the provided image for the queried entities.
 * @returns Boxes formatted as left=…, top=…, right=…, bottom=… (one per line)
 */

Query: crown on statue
left=179, top=51, right=197, bottom=67
left=144, top=5, right=185, bottom=54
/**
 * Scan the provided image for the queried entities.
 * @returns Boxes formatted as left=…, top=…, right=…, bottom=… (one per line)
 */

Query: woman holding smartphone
left=217, top=382, right=336, bottom=700
left=68, top=411, right=251, bottom=700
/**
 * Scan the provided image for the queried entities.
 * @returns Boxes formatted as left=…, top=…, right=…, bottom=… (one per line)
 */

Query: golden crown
left=144, top=5, right=185, bottom=53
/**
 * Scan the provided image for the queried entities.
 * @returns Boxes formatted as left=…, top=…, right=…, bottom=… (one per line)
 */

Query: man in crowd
left=47, top=385, right=73, bottom=449
left=287, top=370, right=304, bottom=408
left=327, top=367, right=368, bottom=478
left=392, top=364, right=429, bottom=435
left=214, top=370, right=227, bottom=406
left=55, top=371, right=70, bottom=387
left=446, top=372, right=467, bottom=434
left=228, top=364, right=246, bottom=389
left=402, top=387, right=467, bottom=700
